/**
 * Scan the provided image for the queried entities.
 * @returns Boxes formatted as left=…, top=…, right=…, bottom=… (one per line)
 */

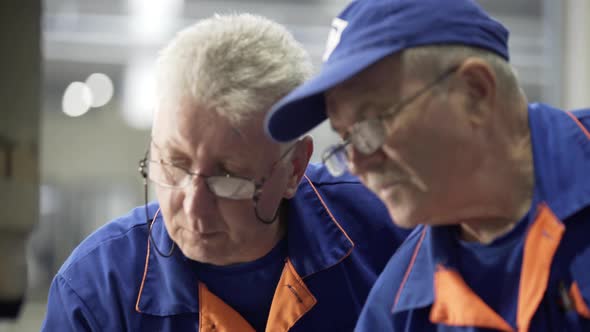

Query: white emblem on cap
left=323, top=17, right=348, bottom=62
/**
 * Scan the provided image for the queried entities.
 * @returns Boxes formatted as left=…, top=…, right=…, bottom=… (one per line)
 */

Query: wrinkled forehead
left=152, top=99, right=208, bottom=143
left=152, top=100, right=278, bottom=157
left=325, top=56, right=404, bottom=132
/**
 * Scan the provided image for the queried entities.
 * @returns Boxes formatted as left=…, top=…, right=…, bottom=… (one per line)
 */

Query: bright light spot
left=62, top=82, right=92, bottom=117
left=85, top=73, right=114, bottom=107
left=122, top=58, right=156, bottom=129
left=128, top=0, right=184, bottom=43
left=40, top=185, right=60, bottom=216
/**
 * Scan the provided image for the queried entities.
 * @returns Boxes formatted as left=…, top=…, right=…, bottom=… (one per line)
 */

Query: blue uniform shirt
left=355, top=103, right=590, bottom=332
left=193, top=238, right=287, bottom=331
left=456, top=215, right=527, bottom=328
left=41, top=164, right=411, bottom=331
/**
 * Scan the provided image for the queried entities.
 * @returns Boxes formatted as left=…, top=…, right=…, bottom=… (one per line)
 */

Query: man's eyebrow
left=150, top=140, right=170, bottom=153
left=330, top=101, right=380, bottom=137
left=356, top=101, right=383, bottom=118
left=149, top=140, right=186, bottom=158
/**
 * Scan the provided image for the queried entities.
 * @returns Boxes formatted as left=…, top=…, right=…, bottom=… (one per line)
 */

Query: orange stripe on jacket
left=266, top=259, right=317, bottom=331
left=135, top=208, right=161, bottom=313
left=303, top=174, right=355, bottom=246
left=198, top=283, right=255, bottom=332
left=565, top=111, right=590, bottom=140
left=430, top=265, right=513, bottom=331
left=301, top=175, right=355, bottom=279
left=517, top=204, right=564, bottom=332
left=570, top=282, right=590, bottom=319
left=197, top=259, right=317, bottom=332
left=392, top=227, right=427, bottom=311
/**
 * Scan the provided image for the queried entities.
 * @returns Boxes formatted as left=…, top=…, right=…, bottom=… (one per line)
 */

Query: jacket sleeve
left=41, top=274, right=99, bottom=331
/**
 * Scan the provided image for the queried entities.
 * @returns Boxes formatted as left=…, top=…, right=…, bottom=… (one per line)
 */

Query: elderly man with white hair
left=41, top=13, right=409, bottom=331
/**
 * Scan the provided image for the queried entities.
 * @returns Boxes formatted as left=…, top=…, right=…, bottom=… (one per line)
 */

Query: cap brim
left=265, top=45, right=403, bottom=142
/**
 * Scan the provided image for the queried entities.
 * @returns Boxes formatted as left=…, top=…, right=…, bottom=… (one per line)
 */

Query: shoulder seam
left=565, top=111, right=590, bottom=141
left=392, top=227, right=427, bottom=312
left=61, top=222, right=147, bottom=275
left=55, top=274, right=102, bottom=330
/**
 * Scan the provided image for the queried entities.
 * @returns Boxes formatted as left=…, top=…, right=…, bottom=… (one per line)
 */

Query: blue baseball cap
left=265, top=0, right=509, bottom=142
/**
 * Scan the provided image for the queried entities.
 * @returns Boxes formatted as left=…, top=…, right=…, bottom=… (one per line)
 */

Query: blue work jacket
left=42, top=163, right=409, bottom=331
left=355, top=103, right=590, bottom=331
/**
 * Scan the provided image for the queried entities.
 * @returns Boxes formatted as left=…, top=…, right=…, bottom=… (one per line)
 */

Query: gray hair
left=156, top=13, right=313, bottom=125
left=400, top=45, right=522, bottom=101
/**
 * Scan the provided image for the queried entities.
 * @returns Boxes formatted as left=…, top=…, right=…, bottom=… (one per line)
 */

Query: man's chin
left=384, top=200, right=422, bottom=229
left=178, top=243, right=229, bottom=265
left=392, top=219, right=419, bottom=229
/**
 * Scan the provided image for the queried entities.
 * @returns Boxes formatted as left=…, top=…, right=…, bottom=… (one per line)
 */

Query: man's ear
left=455, top=57, right=497, bottom=125
left=283, top=135, right=313, bottom=198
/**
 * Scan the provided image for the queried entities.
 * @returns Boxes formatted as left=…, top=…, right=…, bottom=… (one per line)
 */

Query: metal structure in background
left=42, top=0, right=550, bottom=102
left=0, top=0, right=41, bottom=319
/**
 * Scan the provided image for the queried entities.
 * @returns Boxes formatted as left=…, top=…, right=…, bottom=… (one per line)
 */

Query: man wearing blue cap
left=265, top=0, right=590, bottom=331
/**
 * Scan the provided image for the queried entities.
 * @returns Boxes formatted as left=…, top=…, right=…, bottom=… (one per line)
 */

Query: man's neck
left=459, top=217, right=521, bottom=244
left=464, top=158, right=533, bottom=244
left=460, top=104, right=534, bottom=244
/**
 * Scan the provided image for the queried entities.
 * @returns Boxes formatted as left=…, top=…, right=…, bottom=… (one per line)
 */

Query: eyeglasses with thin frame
left=139, top=142, right=298, bottom=201
left=138, top=142, right=299, bottom=257
left=321, top=65, right=459, bottom=177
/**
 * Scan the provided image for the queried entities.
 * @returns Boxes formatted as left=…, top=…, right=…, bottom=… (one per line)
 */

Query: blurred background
left=1, top=0, right=589, bottom=330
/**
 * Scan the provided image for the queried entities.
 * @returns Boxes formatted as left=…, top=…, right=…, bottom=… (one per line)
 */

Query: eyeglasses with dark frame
left=137, top=142, right=298, bottom=257
left=321, top=65, right=459, bottom=177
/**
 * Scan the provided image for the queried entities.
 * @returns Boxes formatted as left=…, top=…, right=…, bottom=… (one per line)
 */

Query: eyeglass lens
left=146, top=161, right=257, bottom=200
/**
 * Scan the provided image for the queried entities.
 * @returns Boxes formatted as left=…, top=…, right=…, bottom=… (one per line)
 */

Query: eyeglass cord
left=253, top=196, right=282, bottom=225
left=144, top=179, right=176, bottom=258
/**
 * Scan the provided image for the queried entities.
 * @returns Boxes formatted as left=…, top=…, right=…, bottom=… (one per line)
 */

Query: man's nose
left=183, top=175, right=215, bottom=220
left=347, top=145, right=385, bottom=176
